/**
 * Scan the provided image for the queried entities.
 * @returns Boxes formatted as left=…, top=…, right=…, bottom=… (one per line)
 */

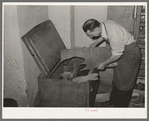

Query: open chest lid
left=21, top=20, right=66, bottom=76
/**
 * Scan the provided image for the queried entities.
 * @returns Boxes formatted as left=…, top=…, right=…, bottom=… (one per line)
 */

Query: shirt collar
left=101, top=23, right=108, bottom=39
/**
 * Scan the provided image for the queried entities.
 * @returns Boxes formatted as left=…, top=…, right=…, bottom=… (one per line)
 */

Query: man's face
left=86, top=27, right=102, bottom=40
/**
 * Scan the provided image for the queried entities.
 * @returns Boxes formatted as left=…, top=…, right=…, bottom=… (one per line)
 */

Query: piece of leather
left=61, top=47, right=112, bottom=71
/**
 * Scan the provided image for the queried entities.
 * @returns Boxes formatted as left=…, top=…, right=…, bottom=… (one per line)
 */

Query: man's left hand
left=97, top=63, right=106, bottom=70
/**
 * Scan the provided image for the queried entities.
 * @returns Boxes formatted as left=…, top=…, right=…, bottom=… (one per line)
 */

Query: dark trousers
left=109, top=82, right=133, bottom=107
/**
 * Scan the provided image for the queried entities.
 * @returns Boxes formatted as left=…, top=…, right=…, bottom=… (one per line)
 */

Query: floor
left=94, top=82, right=145, bottom=108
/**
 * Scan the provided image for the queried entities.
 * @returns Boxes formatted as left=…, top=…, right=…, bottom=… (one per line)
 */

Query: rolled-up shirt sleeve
left=109, top=29, right=125, bottom=56
left=111, top=49, right=124, bottom=56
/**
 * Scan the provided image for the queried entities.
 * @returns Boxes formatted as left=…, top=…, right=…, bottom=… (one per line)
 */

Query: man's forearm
left=103, top=55, right=121, bottom=66
left=95, top=37, right=104, bottom=46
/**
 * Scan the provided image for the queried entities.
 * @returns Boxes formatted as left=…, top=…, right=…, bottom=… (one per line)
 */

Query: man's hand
left=97, top=62, right=118, bottom=70
left=97, top=62, right=106, bottom=70
left=89, top=42, right=96, bottom=51
left=106, top=62, right=118, bottom=68
left=90, top=37, right=104, bottom=51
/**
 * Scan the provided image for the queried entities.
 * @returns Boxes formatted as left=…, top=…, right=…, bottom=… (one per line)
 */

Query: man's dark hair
left=82, top=19, right=101, bottom=32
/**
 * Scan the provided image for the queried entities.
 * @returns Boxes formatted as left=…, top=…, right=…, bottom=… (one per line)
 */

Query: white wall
left=48, top=6, right=71, bottom=49
left=74, top=6, right=107, bottom=47
left=47, top=6, right=108, bottom=48
left=4, top=5, right=28, bottom=107
left=4, top=5, right=49, bottom=107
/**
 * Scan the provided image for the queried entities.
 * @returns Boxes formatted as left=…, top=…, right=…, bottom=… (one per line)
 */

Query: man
left=82, top=19, right=141, bottom=107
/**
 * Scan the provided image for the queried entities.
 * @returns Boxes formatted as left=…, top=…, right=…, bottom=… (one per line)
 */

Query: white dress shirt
left=101, top=20, right=136, bottom=56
